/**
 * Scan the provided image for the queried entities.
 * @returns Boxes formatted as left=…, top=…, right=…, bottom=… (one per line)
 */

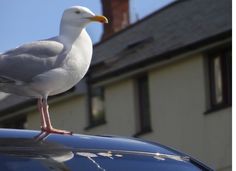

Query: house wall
left=85, top=79, right=136, bottom=135
left=146, top=54, right=231, bottom=171
left=27, top=53, right=231, bottom=171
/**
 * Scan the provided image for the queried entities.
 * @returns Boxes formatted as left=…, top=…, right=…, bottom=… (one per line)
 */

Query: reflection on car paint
left=75, top=148, right=189, bottom=162
left=0, top=137, right=196, bottom=171
left=0, top=138, right=74, bottom=171
left=0, top=138, right=74, bottom=161
left=97, top=151, right=113, bottom=159
left=154, top=152, right=189, bottom=162
left=77, top=152, right=106, bottom=171
left=75, top=149, right=190, bottom=171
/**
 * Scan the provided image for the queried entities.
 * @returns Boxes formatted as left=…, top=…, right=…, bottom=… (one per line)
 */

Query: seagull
left=0, top=6, right=108, bottom=135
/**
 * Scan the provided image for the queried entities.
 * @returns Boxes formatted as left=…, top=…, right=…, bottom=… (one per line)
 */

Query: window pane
left=92, top=96, right=105, bottom=120
left=206, top=47, right=232, bottom=111
left=213, top=56, right=223, bottom=104
left=91, top=87, right=105, bottom=124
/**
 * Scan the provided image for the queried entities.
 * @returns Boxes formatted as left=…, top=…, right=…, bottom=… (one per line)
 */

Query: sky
left=0, top=0, right=174, bottom=52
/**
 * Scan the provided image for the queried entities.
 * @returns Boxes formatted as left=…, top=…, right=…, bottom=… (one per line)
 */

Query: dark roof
left=90, top=0, right=231, bottom=81
left=0, top=0, right=232, bottom=114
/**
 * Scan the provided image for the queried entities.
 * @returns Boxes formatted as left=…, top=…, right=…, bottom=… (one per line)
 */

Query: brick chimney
left=101, top=0, right=130, bottom=40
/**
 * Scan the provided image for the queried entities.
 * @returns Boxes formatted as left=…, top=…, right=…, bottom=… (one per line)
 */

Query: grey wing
left=0, top=39, right=64, bottom=83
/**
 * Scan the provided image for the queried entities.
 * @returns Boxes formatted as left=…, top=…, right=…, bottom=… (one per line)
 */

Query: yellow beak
left=88, top=15, right=108, bottom=23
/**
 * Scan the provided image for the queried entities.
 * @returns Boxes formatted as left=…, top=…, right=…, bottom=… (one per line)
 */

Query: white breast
left=50, top=29, right=93, bottom=95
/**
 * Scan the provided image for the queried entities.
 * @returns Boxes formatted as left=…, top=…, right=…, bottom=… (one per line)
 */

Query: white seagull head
left=61, top=6, right=108, bottom=28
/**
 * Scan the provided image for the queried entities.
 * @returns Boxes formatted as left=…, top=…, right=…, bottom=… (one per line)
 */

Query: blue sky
left=0, top=0, right=174, bottom=52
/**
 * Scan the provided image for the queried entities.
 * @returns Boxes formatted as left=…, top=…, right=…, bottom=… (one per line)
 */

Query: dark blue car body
left=0, top=129, right=213, bottom=171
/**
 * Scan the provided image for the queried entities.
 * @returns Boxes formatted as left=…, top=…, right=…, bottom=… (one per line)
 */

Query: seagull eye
left=75, top=10, right=81, bottom=14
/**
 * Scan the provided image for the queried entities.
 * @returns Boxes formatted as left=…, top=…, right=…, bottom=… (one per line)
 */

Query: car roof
left=0, top=129, right=212, bottom=171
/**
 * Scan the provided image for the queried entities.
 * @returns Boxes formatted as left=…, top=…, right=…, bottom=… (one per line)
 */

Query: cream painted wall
left=27, top=96, right=87, bottom=134
left=203, top=108, right=232, bottom=171
left=85, top=79, right=136, bottom=136
left=105, top=79, right=136, bottom=135
left=147, top=54, right=231, bottom=171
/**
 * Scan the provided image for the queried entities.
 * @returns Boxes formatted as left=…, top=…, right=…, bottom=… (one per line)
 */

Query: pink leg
left=41, top=98, right=72, bottom=135
left=37, top=99, right=46, bottom=129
